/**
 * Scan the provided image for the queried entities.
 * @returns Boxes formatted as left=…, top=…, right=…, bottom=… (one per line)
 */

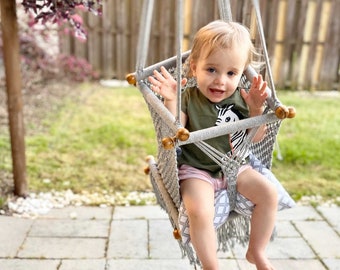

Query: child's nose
left=215, top=74, right=228, bottom=85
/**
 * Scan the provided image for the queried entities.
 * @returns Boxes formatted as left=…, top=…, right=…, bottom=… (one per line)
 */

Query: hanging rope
left=175, top=0, right=184, bottom=126
left=135, top=0, right=154, bottom=73
left=251, top=0, right=278, bottom=101
left=218, top=0, right=233, bottom=22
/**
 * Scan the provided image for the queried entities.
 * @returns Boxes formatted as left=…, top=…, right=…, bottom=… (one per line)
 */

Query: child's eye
left=207, top=68, right=216, bottom=73
left=227, top=71, right=235, bottom=76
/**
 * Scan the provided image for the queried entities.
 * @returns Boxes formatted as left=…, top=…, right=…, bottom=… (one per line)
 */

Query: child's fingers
left=251, top=75, right=268, bottom=94
left=153, top=69, right=165, bottom=82
left=148, top=75, right=157, bottom=85
left=240, top=88, right=247, bottom=95
left=160, top=66, right=169, bottom=75
left=260, top=81, right=267, bottom=92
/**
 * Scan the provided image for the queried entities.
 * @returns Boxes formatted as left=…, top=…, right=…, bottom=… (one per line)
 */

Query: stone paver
left=18, top=237, right=107, bottom=259
left=29, top=219, right=110, bottom=237
left=112, top=205, right=167, bottom=219
left=149, top=219, right=187, bottom=259
left=44, top=206, right=113, bottom=220
left=238, top=259, right=326, bottom=270
left=277, top=205, right=323, bottom=221
left=323, top=259, right=340, bottom=270
left=0, top=216, right=33, bottom=257
left=108, top=219, right=148, bottom=258
left=59, top=259, right=107, bottom=270
left=294, top=220, right=340, bottom=258
left=0, top=204, right=339, bottom=270
left=317, top=206, right=340, bottom=234
left=0, top=259, right=60, bottom=270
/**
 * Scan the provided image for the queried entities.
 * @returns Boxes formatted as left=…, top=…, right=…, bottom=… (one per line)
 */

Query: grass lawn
left=24, top=83, right=157, bottom=194
left=272, top=91, right=340, bottom=202
left=1, top=82, right=339, bottom=205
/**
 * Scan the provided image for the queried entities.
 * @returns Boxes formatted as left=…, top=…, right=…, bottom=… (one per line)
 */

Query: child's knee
left=186, top=203, right=214, bottom=222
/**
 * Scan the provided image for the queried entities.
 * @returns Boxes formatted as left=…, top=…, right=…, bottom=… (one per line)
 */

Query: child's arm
left=240, top=74, right=268, bottom=142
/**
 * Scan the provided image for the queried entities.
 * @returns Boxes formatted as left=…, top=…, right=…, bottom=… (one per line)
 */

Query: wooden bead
left=173, top=229, right=181, bottom=240
left=162, top=137, right=175, bottom=150
left=145, top=155, right=154, bottom=162
left=143, top=166, right=150, bottom=175
left=176, top=128, right=190, bottom=141
left=287, top=106, right=296, bottom=118
left=125, top=73, right=136, bottom=86
left=275, top=105, right=289, bottom=119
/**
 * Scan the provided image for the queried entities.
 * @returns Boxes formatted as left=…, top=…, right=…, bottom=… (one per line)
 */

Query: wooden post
left=0, top=0, right=28, bottom=196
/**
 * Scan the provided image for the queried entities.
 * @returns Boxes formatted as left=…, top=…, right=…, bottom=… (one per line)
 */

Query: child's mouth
left=210, top=88, right=225, bottom=95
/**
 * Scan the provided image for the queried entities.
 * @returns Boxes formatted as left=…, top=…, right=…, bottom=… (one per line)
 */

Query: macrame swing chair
left=126, top=0, right=296, bottom=267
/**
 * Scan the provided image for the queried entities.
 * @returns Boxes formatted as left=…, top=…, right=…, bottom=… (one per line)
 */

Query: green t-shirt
left=178, top=86, right=249, bottom=177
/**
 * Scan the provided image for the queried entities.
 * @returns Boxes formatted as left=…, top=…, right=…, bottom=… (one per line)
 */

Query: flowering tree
left=22, top=0, right=102, bottom=39
left=1, top=0, right=102, bottom=196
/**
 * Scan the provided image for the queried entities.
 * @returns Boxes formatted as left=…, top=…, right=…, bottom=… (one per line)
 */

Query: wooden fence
left=60, top=0, right=340, bottom=91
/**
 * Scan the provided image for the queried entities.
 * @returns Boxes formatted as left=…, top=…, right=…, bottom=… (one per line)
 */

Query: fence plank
left=85, top=11, right=102, bottom=75
left=282, top=0, right=300, bottom=90
left=101, top=0, right=113, bottom=78
left=127, top=1, right=143, bottom=72
left=319, top=0, right=340, bottom=90
left=310, top=0, right=331, bottom=90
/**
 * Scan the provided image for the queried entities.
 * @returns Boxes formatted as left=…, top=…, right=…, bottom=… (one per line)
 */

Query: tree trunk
left=0, top=0, right=28, bottom=196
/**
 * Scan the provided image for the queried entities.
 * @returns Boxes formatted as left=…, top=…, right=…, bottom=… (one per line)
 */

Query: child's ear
left=190, top=60, right=197, bottom=76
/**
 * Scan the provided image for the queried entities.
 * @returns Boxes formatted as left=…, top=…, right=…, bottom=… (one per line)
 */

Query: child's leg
left=237, top=168, right=278, bottom=270
left=180, top=179, right=219, bottom=270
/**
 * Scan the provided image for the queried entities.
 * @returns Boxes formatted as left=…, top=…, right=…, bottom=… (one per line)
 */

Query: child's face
left=190, top=46, right=248, bottom=103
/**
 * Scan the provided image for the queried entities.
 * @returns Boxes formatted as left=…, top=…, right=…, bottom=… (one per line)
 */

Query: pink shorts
left=178, top=164, right=251, bottom=191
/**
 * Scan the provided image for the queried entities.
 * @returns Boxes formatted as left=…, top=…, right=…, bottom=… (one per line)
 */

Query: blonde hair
left=186, top=20, right=259, bottom=77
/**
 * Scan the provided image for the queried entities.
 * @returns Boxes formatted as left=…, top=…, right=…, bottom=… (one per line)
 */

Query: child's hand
left=148, top=66, right=187, bottom=102
left=241, top=74, right=268, bottom=116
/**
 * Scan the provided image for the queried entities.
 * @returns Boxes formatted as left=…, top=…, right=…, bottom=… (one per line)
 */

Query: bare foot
left=246, top=249, right=276, bottom=270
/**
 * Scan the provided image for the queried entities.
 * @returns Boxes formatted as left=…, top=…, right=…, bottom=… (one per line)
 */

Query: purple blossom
left=21, top=0, right=102, bottom=39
